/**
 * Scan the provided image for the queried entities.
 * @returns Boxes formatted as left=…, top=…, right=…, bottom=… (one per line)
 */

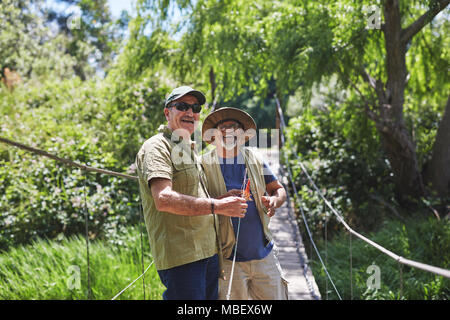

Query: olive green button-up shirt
left=135, top=125, right=218, bottom=270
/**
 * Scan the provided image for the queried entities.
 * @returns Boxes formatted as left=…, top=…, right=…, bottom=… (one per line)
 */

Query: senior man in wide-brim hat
left=201, top=107, right=289, bottom=300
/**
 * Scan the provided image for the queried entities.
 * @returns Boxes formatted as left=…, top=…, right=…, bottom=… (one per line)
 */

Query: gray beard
left=222, top=136, right=237, bottom=150
left=223, top=141, right=236, bottom=150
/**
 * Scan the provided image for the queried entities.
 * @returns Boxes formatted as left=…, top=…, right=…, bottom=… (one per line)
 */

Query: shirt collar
left=158, top=124, right=196, bottom=149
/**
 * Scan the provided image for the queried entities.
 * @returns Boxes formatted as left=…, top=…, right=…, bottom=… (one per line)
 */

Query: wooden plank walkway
left=262, top=148, right=321, bottom=300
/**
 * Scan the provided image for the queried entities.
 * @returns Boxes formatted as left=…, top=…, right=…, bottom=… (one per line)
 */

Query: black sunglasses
left=168, top=102, right=202, bottom=113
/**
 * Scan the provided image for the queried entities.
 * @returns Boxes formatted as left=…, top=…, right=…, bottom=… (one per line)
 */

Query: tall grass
left=0, top=225, right=164, bottom=300
left=307, top=216, right=450, bottom=300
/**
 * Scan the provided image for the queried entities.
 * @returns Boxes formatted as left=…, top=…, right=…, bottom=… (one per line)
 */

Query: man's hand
left=261, top=195, right=278, bottom=217
left=214, top=196, right=248, bottom=218
left=262, top=180, right=287, bottom=217
left=216, top=189, right=242, bottom=199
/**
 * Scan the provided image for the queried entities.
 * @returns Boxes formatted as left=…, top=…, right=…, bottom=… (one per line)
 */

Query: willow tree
left=358, top=0, right=449, bottom=205
left=126, top=0, right=450, bottom=208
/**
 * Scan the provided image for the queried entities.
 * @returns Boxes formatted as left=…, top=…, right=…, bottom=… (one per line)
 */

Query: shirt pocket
left=172, top=161, right=198, bottom=195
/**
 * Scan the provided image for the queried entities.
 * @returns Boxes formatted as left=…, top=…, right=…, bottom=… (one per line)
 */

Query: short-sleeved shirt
left=135, top=125, right=218, bottom=270
left=218, top=152, right=277, bottom=261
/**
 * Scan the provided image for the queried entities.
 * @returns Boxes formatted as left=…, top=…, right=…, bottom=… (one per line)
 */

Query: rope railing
left=0, top=136, right=138, bottom=181
left=275, top=97, right=450, bottom=286
left=111, top=262, right=154, bottom=300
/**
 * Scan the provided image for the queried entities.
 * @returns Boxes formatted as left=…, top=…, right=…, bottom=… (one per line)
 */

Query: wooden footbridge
left=262, top=148, right=321, bottom=300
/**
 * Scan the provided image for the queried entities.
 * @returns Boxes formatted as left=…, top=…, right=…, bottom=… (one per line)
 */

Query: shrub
left=283, top=103, right=396, bottom=239
left=309, top=217, right=449, bottom=300
left=0, top=75, right=169, bottom=251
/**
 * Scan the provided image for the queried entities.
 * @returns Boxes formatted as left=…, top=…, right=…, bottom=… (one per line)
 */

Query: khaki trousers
left=219, top=249, right=289, bottom=300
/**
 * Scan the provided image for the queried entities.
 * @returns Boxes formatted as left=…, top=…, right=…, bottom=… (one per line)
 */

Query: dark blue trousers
left=157, top=254, right=219, bottom=300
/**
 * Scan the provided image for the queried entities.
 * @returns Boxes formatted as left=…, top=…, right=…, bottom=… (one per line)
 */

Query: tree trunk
left=209, top=66, right=217, bottom=111
left=424, top=95, right=450, bottom=198
left=375, top=0, right=425, bottom=206
left=376, top=122, right=424, bottom=206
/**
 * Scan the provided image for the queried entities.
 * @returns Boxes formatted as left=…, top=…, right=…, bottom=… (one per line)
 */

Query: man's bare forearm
left=157, top=188, right=213, bottom=216
left=150, top=178, right=247, bottom=217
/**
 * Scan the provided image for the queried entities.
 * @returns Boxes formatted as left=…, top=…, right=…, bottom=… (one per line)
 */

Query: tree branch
left=336, top=63, right=380, bottom=122
left=348, top=76, right=379, bottom=123
left=401, top=0, right=450, bottom=44
left=369, top=194, right=406, bottom=222
left=360, top=67, right=377, bottom=90
left=358, top=66, right=388, bottom=107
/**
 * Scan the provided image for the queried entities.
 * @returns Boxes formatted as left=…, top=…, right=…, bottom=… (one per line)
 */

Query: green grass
left=0, top=225, right=165, bottom=300
left=308, top=216, right=450, bottom=300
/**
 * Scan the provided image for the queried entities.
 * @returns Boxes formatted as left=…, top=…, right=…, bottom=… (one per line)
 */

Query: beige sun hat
left=202, top=107, right=257, bottom=144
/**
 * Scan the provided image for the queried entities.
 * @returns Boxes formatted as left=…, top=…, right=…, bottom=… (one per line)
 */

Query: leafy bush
left=309, top=217, right=449, bottom=300
left=283, top=102, right=396, bottom=238
left=0, top=75, right=169, bottom=251
left=282, top=99, right=449, bottom=300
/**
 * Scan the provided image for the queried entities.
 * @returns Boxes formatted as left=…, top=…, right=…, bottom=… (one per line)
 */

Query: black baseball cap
left=165, top=86, right=206, bottom=107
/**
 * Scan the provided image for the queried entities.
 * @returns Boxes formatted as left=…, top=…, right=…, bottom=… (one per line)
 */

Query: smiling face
left=164, top=94, right=200, bottom=137
left=212, top=120, right=245, bottom=157
left=218, top=120, right=242, bottom=148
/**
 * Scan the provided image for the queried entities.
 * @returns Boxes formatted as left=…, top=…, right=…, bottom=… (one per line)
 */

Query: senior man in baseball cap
left=201, top=107, right=288, bottom=300
left=135, top=87, right=248, bottom=300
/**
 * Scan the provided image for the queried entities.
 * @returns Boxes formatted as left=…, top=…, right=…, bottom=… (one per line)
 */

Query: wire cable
left=138, top=200, right=146, bottom=300
left=83, top=168, right=92, bottom=300
left=284, top=157, right=343, bottom=300
left=111, top=262, right=154, bottom=300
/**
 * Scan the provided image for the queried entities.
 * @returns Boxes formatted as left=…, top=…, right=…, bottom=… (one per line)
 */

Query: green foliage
left=1, top=0, right=448, bottom=301
left=310, top=217, right=450, bottom=300
left=103, top=72, right=169, bottom=166
left=0, top=0, right=127, bottom=81
left=0, top=225, right=164, bottom=299
left=0, top=0, right=78, bottom=79
left=127, top=0, right=379, bottom=100
left=283, top=99, right=396, bottom=236
left=0, top=74, right=168, bottom=251
left=404, top=15, right=450, bottom=169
